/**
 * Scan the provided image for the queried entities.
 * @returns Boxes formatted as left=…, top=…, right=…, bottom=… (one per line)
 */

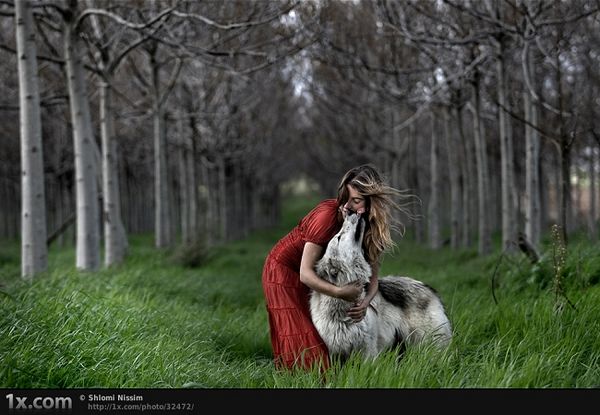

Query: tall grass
left=1, top=195, right=599, bottom=388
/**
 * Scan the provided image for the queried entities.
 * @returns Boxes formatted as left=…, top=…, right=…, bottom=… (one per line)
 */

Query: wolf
left=309, top=212, right=452, bottom=361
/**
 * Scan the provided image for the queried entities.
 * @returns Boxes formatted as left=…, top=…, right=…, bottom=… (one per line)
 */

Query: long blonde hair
left=336, top=164, right=415, bottom=265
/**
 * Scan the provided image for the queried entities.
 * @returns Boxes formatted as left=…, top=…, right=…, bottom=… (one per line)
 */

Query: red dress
left=262, top=199, right=341, bottom=370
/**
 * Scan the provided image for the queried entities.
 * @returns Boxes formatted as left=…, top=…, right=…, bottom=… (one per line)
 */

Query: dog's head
left=329, top=212, right=366, bottom=259
left=315, top=212, right=369, bottom=286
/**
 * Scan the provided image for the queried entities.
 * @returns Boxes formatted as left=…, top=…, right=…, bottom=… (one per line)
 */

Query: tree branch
left=76, top=6, right=174, bottom=32
left=170, top=1, right=299, bottom=30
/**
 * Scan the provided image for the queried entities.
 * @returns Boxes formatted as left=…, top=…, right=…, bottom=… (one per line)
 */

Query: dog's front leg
left=361, top=313, right=380, bottom=360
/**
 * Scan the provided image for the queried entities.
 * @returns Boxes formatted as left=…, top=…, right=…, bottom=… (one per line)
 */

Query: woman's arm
left=300, top=242, right=363, bottom=302
left=365, top=261, right=380, bottom=304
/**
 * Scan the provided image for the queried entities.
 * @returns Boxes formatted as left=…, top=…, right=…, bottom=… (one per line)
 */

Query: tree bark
left=16, top=0, right=48, bottom=278
left=472, top=76, right=492, bottom=255
left=444, top=106, right=461, bottom=249
left=187, top=124, right=198, bottom=244
left=456, top=106, right=474, bottom=248
left=524, top=87, right=541, bottom=249
left=99, top=81, right=126, bottom=265
left=152, top=58, right=171, bottom=248
left=496, top=39, right=517, bottom=251
left=217, top=154, right=227, bottom=243
left=428, top=111, right=442, bottom=249
left=408, top=122, right=424, bottom=243
left=589, top=145, right=598, bottom=241
left=177, top=113, right=189, bottom=245
left=555, top=40, right=571, bottom=244
left=64, top=1, right=101, bottom=271
left=87, top=3, right=128, bottom=266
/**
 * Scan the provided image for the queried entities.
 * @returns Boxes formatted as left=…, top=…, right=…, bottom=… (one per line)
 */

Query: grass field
left=1, top=195, right=600, bottom=388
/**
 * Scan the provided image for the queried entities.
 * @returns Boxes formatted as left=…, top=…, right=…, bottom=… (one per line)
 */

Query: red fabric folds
left=262, top=199, right=341, bottom=371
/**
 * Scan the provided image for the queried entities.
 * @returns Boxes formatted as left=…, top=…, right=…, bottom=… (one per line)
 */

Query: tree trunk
left=56, top=176, right=65, bottom=247
left=177, top=114, right=189, bottom=246
left=428, top=112, right=442, bottom=249
left=472, top=77, right=492, bottom=255
left=523, top=88, right=541, bottom=249
left=496, top=41, right=517, bottom=251
left=200, top=158, right=214, bottom=246
left=152, top=59, right=171, bottom=248
left=16, top=0, right=48, bottom=278
left=408, top=122, right=424, bottom=243
left=187, top=132, right=198, bottom=243
left=444, top=107, right=461, bottom=249
left=559, top=143, right=571, bottom=244
left=589, top=146, right=598, bottom=241
left=456, top=106, right=473, bottom=248
left=87, top=2, right=129, bottom=262
left=555, top=41, right=571, bottom=244
left=232, top=164, right=244, bottom=240
left=64, top=2, right=100, bottom=271
left=99, top=81, right=126, bottom=266
left=218, top=155, right=227, bottom=243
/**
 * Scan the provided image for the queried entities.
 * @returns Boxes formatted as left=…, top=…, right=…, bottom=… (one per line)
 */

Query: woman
left=262, top=164, right=409, bottom=371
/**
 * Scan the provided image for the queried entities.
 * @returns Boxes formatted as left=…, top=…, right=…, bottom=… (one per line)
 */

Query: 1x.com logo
left=6, top=394, right=72, bottom=411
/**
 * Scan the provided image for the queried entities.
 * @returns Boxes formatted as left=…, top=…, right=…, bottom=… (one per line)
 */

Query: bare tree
left=428, top=111, right=442, bottom=249
left=470, top=65, right=492, bottom=255
left=16, top=0, right=47, bottom=278
left=84, top=1, right=172, bottom=264
left=62, top=0, right=101, bottom=270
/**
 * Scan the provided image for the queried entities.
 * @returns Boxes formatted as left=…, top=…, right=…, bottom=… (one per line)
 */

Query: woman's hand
left=347, top=300, right=369, bottom=322
left=336, top=280, right=363, bottom=302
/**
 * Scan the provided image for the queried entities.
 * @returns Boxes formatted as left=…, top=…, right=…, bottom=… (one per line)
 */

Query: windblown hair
left=336, top=164, right=416, bottom=265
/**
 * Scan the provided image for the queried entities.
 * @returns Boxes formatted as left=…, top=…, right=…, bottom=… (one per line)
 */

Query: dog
left=309, top=212, right=452, bottom=361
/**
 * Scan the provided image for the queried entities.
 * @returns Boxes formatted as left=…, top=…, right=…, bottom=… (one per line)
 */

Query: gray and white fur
left=310, top=213, right=452, bottom=361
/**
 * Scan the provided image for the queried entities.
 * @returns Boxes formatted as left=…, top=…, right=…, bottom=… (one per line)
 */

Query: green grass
left=1, top=195, right=600, bottom=388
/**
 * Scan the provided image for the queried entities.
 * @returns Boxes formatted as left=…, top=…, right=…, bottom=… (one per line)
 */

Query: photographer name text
left=88, top=394, right=143, bottom=402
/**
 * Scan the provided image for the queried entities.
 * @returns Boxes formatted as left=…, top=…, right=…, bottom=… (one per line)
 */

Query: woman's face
left=342, top=184, right=366, bottom=215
